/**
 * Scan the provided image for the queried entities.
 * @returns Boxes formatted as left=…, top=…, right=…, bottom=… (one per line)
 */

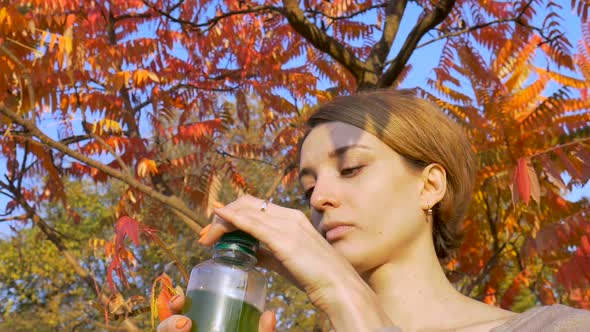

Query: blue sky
left=0, top=3, right=588, bottom=237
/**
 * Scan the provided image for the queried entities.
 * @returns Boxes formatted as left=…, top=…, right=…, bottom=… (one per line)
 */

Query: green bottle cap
left=214, top=230, right=259, bottom=256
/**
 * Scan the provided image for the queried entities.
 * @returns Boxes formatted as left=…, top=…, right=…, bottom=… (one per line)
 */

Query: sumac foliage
left=0, top=0, right=589, bottom=330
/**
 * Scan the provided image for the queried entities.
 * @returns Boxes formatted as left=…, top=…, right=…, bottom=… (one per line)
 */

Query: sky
left=0, top=2, right=588, bottom=237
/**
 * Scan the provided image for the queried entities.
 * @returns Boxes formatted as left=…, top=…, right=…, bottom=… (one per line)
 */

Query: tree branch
left=416, top=0, right=542, bottom=51
left=483, top=187, right=499, bottom=253
left=365, top=0, right=408, bottom=87
left=0, top=214, right=27, bottom=222
left=0, top=107, right=204, bottom=234
left=7, top=189, right=143, bottom=329
left=281, top=0, right=368, bottom=82
left=417, top=17, right=521, bottom=49
left=464, top=242, right=507, bottom=297
left=17, top=141, right=29, bottom=193
left=215, top=149, right=278, bottom=168
left=92, top=132, right=133, bottom=176
left=143, top=0, right=278, bottom=31
left=81, top=112, right=133, bottom=177
left=529, top=137, right=590, bottom=159
left=304, top=4, right=386, bottom=21
left=378, top=0, right=456, bottom=88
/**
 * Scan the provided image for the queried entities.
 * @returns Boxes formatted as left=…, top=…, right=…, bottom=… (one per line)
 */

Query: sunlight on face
left=299, top=122, right=429, bottom=273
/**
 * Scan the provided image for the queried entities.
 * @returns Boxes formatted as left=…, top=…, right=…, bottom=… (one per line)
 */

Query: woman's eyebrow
left=328, top=144, right=371, bottom=158
left=298, top=144, right=372, bottom=181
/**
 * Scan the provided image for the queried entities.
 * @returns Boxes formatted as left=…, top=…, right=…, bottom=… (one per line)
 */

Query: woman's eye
left=340, top=166, right=364, bottom=177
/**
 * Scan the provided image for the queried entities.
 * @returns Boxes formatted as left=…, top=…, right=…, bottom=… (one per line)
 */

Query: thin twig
left=416, top=17, right=521, bottom=49
left=304, top=4, right=387, bottom=21
left=0, top=214, right=27, bottom=222
left=149, top=234, right=190, bottom=282
left=216, top=149, right=278, bottom=168
left=143, top=0, right=278, bottom=31
left=529, top=137, right=590, bottom=159
left=463, top=242, right=507, bottom=297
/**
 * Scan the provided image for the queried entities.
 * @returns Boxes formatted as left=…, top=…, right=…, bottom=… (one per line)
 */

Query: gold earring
left=426, top=201, right=433, bottom=216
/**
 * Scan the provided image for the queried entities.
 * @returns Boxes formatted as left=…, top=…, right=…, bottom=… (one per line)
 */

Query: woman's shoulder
left=490, top=304, right=590, bottom=332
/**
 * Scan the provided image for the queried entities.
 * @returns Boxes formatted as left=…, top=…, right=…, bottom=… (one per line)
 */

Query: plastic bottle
left=183, top=230, right=267, bottom=332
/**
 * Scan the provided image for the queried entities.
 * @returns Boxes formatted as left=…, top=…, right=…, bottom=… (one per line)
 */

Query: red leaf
left=4, top=200, right=17, bottom=214
left=555, top=148, right=583, bottom=183
left=581, top=236, right=590, bottom=256
left=236, top=90, right=250, bottom=129
left=175, top=119, right=222, bottom=144
left=68, top=209, right=81, bottom=224
left=115, top=216, right=141, bottom=245
left=528, top=164, right=541, bottom=204
left=87, top=10, right=100, bottom=32
left=512, top=157, right=531, bottom=205
left=540, top=154, right=567, bottom=192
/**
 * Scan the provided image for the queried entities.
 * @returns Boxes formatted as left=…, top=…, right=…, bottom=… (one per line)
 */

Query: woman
left=158, top=89, right=590, bottom=332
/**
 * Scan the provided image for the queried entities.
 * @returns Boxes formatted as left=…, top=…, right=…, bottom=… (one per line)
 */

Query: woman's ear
left=420, top=163, right=447, bottom=210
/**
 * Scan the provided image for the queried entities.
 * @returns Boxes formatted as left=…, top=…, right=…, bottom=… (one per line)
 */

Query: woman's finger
left=157, top=315, right=192, bottom=332
left=168, top=294, right=185, bottom=314
left=200, top=206, right=276, bottom=247
left=198, top=213, right=236, bottom=246
left=258, top=310, right=277, bottom=332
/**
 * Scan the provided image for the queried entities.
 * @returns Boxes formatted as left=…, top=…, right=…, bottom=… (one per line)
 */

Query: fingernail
left=198, top=232, right=209, bottom=245
left=175, top=317, right=190, bottom=329
left=271, top=310, right=277, bottom=326
left=199, top=224, right=211, bottom=236
left=169, top=294, right=181, bottom=304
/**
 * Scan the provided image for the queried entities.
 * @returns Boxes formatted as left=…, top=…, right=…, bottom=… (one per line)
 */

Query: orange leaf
left=157, top=285, right=174, bottom=321
left=151, top=273, right=179, bottom=328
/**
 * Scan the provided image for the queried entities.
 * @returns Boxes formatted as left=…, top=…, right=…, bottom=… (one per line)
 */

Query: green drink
left=185, top=231, right=267, bottom=332
left=183, top=289, right=261, bottom=332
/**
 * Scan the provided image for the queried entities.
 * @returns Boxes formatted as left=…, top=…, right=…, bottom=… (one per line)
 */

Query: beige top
left=491, top=304, right=590, bottom=332
left=375, top=304, right=590, bottom=332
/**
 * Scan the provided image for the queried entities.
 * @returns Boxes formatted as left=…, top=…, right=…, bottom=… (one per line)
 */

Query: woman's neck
left=361, top=237, right=472, bottom=331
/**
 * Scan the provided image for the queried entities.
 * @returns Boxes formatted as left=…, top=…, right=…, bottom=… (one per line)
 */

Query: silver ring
left=260, top=198, right=273, bottom=212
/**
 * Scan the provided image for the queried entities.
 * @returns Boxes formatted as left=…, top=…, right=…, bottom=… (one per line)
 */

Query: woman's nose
left=310, top=176, right=341, bottom=211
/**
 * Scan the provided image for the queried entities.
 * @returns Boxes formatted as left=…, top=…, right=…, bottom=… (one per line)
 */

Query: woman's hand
left=156, top=294, right=277, bottom=332
left=199, top=195, right=367, bottom=313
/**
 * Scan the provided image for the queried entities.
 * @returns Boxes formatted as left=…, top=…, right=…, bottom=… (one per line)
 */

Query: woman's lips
left=325, top=225, right=354, bottom=242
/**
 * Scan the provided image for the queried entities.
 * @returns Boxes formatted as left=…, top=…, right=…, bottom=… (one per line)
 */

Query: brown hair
left=301, top=89, right=476, bottom=259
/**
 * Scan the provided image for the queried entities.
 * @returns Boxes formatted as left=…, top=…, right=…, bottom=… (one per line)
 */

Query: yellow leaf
left=112, top=71, right=129, bottom=91
left=102, top=119, right=122, bottom=134
left=28, top=20, right=35, bottom=35
left=91, top=119, right=122, bottom=135
left=137, top=158, right=158, bottom=177
left=133, top=69, right=147, bottom=86
left=48, top=32, right=58, bottom=51
left=0, top=8, right=8, bottom=26
left=147, top=71, right=160, bottom=83
left=63, top=27, right=73, bottom=55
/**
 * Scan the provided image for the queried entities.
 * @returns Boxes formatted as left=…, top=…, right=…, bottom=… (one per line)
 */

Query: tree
left=0, top=0, right=589, bottom=330
left=0, top=179, right=123, bottom=331
left=423, top=20, right=590, bottom=310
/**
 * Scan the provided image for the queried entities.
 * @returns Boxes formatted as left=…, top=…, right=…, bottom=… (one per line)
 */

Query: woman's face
left=299, top=121, right=430, bottom=273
